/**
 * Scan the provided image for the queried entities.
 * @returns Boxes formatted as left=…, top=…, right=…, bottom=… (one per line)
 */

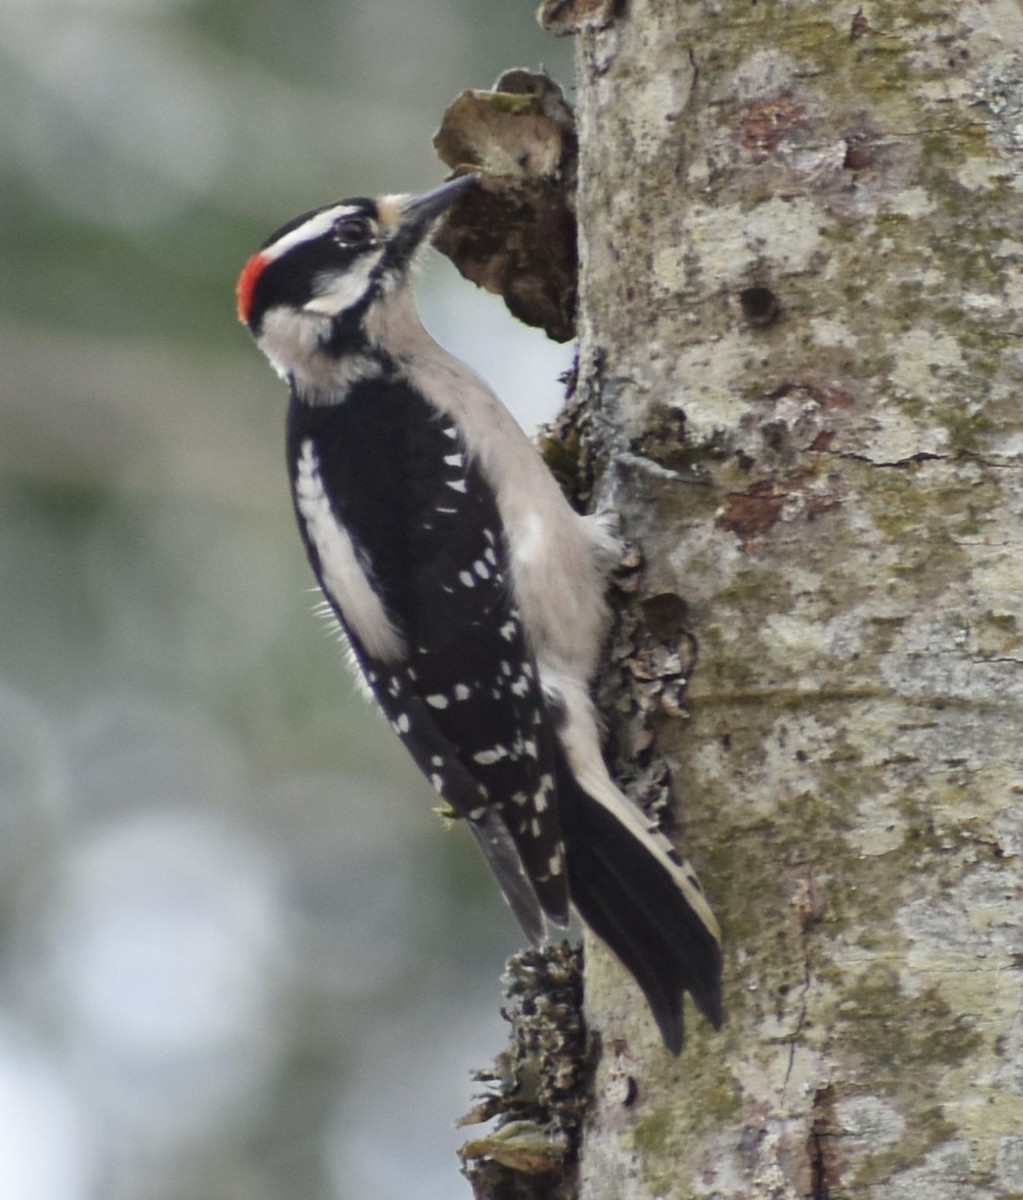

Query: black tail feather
left=558, top=771, right=723, bottom=1054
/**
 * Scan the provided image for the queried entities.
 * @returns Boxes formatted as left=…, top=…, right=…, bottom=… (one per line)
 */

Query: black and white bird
left=236, top=174, right=722, bottom=1052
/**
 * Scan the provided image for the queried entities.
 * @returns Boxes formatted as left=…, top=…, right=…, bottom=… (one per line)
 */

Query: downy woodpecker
left=236, top=174, right=722, bottom=1052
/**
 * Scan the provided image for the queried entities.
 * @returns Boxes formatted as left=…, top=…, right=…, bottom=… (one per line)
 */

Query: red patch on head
left=236, top=251, right=270, bottom=325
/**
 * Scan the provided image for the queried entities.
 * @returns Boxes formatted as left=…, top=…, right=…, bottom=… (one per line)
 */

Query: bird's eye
left=333, top=216, right=373, bottom=245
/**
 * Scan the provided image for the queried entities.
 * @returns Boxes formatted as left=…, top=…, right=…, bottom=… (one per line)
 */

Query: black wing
left=286, top=378, right=569, bottom=939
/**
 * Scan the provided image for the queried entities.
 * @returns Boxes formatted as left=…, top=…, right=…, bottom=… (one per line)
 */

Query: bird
left=236, top=173, right=722, bottom=1052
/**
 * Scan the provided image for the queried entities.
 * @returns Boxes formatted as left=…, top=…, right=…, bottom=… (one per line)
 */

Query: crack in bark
left=831, top=449, right=946, bottom=468
left=808, top=1085, right=838, bottom=1200
left=826, top=448, right=1023, bottom=471
left=783, top=868, right=822, bottom=1094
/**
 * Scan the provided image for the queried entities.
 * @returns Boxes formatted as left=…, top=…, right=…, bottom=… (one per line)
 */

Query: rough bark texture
left=571, top=1, right=1023, bottom=1197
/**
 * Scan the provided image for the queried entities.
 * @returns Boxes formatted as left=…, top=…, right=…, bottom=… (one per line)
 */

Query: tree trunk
left=569, top=1, right=1023, bottom=1196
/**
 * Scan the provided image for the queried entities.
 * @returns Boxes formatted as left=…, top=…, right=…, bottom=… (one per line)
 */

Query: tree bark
left=570, top=1, right=1023, bottom=1196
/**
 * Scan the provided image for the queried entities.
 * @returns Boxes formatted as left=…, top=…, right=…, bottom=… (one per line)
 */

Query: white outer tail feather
left=543, top=668, right=721, bottom=944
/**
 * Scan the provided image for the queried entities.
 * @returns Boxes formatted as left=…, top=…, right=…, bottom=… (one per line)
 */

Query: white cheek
left=303, top=258, right=378, bottom=316
left=258, top=310, right=328, bottom=375
left=256, top=308, right=384, bottom=395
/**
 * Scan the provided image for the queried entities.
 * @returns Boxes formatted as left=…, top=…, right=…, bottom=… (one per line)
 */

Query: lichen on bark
left=569, top=1, right=1023, bottom=1197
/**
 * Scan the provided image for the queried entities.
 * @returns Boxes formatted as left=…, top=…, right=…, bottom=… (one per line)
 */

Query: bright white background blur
left=0, top=2, right=573, bottom=1196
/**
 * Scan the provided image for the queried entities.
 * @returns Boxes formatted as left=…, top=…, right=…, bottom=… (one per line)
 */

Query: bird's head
left=237, top=174, right=476, bottom=381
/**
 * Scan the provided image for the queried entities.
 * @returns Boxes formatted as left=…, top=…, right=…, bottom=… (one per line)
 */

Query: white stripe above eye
left=262, top=204, right=363, bottom=261
left=294, top=439, right=407, bottom=664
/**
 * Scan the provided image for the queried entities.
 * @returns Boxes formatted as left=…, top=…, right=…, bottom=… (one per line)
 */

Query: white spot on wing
left=473, top=746, right=507, bottom=765
left=511, top=674, right=530, bottom=697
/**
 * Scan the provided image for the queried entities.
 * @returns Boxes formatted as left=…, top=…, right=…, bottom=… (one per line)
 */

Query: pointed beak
left=383, top=174, right=477, bottom=263
left=402, top=173, right=478, bottom=228
left=364, top=173, right=477, bottom=278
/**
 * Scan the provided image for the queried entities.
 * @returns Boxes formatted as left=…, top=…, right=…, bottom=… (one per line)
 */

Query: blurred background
left=1, top=2, right=573, bottom=1197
